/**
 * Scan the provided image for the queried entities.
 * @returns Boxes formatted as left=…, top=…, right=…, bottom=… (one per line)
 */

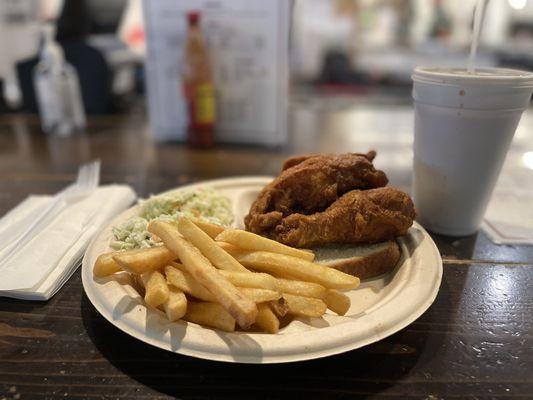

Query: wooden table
left=1, top=108, right=532, bottom=399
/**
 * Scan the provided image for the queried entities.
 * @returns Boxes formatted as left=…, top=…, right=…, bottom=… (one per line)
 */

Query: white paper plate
left=82, top=177, right=442, bottom=364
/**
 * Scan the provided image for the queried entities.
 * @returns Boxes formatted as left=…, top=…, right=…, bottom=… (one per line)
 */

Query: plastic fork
left=0, top=160, right=100, bottom=266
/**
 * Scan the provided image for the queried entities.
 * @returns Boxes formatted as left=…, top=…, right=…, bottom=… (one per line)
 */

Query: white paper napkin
left=482, top=186, right=533, bottom=245
left=0, top=185, right=136, bottom=300
left=482, top=165, right=533, bottom=245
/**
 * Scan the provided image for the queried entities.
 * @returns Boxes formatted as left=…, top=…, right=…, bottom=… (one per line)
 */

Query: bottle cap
left=187, top=11, right=200, bottom=26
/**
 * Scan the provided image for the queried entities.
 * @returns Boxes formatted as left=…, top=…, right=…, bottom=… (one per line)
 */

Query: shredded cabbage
left=110, top=188, right=232, bottom=250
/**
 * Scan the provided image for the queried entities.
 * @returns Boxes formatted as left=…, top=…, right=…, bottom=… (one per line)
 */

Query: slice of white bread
left=312, top=241, right=401, bottom=280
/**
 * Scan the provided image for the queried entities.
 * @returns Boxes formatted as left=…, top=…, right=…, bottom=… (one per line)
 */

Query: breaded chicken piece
left=281, top=151, right=377, bottom=171
left=272, top=187, right=415, bottom=248
left=245, top=152, right=388, bottom=234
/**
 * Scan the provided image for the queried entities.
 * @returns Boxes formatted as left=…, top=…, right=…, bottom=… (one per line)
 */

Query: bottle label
left=194, top=83, right=215, bottom=125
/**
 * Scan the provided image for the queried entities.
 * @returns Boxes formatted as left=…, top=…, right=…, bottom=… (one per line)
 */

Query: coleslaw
left=110, top=188, right=233, bottom=250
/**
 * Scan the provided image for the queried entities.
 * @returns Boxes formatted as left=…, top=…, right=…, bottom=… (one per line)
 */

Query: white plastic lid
left=412, top=67, right=533, bottom=88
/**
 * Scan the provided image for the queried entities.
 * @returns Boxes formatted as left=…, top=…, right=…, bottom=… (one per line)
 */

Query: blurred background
left=1, top=0, right=533, bottom=144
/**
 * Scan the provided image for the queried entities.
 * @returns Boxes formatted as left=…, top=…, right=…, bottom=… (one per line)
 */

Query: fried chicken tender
left=281, top=151, right=377, bottom=171
left=245, top=152, right=388, bottom=234
left=272, top=187, right=416, bottom=248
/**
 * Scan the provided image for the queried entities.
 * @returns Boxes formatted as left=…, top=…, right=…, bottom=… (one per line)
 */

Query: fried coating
left=281, top=151, right=376, bottom=171
left=245, top=152, right=388, bottom=234
left=271, top=187, right=416, bottom=248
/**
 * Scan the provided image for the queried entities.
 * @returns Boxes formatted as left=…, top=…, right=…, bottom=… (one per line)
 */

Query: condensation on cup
left=411, top=67, right=533, bottom=236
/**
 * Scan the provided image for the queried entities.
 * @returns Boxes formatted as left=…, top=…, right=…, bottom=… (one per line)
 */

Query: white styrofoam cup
left=412, top=67, right=533, bottom=236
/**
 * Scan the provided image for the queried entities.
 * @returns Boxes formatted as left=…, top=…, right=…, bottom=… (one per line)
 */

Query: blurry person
left=0, top=0, right=41, bottom=109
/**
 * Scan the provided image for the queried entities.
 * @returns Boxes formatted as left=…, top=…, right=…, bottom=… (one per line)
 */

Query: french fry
left=236, top=251, right=360, bottom=290
left=218, top=270, right=278, bottom=291
left=215, top=242, right=245, bottom=258
left=219, top=269, right=327, bottom=299
left=190, top=218, right=226, bottom=239
left=141, top=271, right=169, bottom=308
left=167, top=264, right=280, bottom=304
left=255, top=303, right=279, bottom=333
left=215, top=229, right=315, bottom=261
left=275, top=278, right=327, bottom=299
left=219, top=270, right=326, bottom=299
left=219, top=242, right=314, bottom=262
left=162, top=287, right=187, bottom=321
left=93, top=252, right=122, bottom=277
left=148, top=221, right=258, bottom=329
left=112, top=246, right=176, bottom=275
left=283, top=294, right=327, bottom=318
left=239, top=288, right=281, bottom=303
left=165, top=264, right=216, bottom=302
left=324, top=290, right=351, bottom=316
left=184, top=302, right=236, bottom=332
left=269, top=298, right=289, bottom=318
left=299, top=249, right=315, bottom=256
left=178, top=217, right=248, bottom=272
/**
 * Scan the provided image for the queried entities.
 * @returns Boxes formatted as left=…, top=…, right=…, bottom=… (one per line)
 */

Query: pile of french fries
left=93, top=217, right=360, bottom=333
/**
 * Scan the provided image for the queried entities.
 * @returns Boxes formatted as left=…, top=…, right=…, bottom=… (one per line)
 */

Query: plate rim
left=81, top=176, right=443, bottom=364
